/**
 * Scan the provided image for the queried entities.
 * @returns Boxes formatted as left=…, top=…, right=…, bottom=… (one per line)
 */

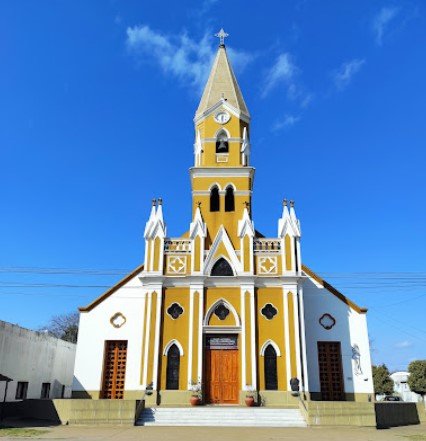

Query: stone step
left=137, top=407, right=307, bottom=427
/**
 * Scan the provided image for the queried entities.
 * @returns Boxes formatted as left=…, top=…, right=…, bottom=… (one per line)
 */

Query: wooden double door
left=317, top=341, right=345, bottom=401
left=205, top=335, right=239, bottom=404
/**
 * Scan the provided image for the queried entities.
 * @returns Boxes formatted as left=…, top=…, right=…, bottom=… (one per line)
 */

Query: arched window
left=211, top=258, right=234, bottom=276
left=166, top=344, right=180, bottom=390
left=225, top=186, right=235, bottom=212
left=264, top=345, right=278, bottom=390
left=216, top=130, right=229, bottom=153
left=210, top=186, right=220, bottom=212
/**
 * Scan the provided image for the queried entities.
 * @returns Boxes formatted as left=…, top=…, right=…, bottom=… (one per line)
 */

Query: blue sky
left=1, top=0, right=425, bottom=372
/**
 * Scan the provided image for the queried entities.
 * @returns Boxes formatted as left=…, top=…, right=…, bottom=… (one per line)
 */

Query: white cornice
left=138, top=274, right=303, bottom=287
left=190, top=167, right=255, bottom=179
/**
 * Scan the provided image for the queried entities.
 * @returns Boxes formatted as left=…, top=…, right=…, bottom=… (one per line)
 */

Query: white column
left=292, top=291, right=302, bottom=383
left=187, top=288, right=195, bottom=387
left=283, top=288, right=291, bottom=387
left=197, top=287, right=204, bottom=383
left=152, top=287, right=163, bottom=390
left=249, top=288, right=257, bottom=389
left=298, top=285, right=309, bottom=392
left=142, top=291, right=152, bottom=388
left=240, top=288, right=246, bottom=389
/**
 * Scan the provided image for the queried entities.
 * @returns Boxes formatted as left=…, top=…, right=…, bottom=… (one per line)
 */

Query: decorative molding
left=190, top=166, right=255, bottom=179
left=163, top=339, right=184, bottom=356
left=258, top=256, right=278, bottom=275
left=166, top=256, right=187, bottom=274
left=260, top=339, right=281, bottom=357
left=204, top=298, right=240, bottom=327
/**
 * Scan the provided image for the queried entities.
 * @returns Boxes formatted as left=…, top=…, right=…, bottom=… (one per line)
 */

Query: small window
left=264, top=345, right=278, bottom=390
left=216, top=130, right=229, bottom=153
left=210, top=186, right=220, bottom=212
left=15, top=382, right=29, bottom=400
left=211, top=258, right=234, bottom=276
left=166, top=344, right=180, bottom=390
left=61, top=385, right=66, bottom=398
left=225, top=187, right=235, bottom=212
left=41, top=382, right=51, bottom=399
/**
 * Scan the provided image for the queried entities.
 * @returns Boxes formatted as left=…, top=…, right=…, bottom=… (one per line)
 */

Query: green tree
left=372, top=364, right=394, bottom=395
left=407, top=360, right=426, bottom=402
left=41, top=312, right=79, bottom=343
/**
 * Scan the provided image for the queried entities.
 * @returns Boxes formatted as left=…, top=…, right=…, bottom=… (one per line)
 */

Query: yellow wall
left=257, top=288, right=287, bottom=391
left=160, top=288, right=190, bottom=390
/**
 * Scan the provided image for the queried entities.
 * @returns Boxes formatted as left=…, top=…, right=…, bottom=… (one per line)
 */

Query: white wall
left=302, top=277, right=374, bottom=396
left=0, top=321, right=76, bottom=401
left=72, top=274, right=146, bottom=396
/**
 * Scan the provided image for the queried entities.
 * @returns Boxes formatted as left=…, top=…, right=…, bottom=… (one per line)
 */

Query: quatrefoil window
left=110, top=312, right=126, bottom=328
left=167, top=303, right=184, bottom=320
left=214, top=304, right=230, bottom=321
left=261, top=304, right=278, bottom=320
left=319, top=313, right=336, bottom=330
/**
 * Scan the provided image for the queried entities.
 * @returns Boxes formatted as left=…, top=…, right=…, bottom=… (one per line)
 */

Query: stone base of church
left=308, top=392, right=373, bottom=402
left=257, top=391, right=300, bottom=406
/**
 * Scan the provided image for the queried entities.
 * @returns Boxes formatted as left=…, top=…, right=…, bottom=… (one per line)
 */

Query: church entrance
left=317, top=341, right=345, bottom=401
left=205, top=335, right=239, bottom=404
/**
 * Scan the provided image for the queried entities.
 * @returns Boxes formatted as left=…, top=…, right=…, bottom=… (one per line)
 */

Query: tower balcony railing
left=253, top=239, right=281, bottom=253
left=164, top=239, right=192, bottom=253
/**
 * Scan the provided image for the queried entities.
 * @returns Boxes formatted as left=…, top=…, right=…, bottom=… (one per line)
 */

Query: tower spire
left=195, top=34, right=249, bottom=121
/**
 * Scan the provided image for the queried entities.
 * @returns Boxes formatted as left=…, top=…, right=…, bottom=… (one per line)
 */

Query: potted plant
left=189, top=381, right=202, bottom=405
left=245, top=386, right=256, bottom=407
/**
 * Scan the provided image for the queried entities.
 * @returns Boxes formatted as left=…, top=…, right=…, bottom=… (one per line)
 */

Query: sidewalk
left=1, top=422, right=425, bottom=441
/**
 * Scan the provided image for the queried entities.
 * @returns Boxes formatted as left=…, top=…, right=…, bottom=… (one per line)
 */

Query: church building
left=73, top=32, right=374, bottom=407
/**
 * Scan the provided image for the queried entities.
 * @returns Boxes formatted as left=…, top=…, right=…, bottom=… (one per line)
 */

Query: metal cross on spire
left=215, top=28, right=229, bottom=47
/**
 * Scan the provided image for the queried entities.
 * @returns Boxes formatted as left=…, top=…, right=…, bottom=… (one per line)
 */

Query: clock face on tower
left=214, top=111, right=231, bottom=124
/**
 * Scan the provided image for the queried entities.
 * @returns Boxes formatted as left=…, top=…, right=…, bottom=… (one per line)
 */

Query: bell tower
left=190, top=30, right=254, bottom=247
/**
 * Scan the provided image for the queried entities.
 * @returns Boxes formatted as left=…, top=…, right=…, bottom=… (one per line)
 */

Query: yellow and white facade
left=73, top=41, right=374, bottom=405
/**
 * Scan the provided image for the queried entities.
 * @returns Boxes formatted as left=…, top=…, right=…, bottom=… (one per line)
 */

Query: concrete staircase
left=137, top=406, right=307, bottom=427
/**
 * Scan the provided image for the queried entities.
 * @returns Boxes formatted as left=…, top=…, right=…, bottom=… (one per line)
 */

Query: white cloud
left=272, top=114, right=301, bottom=131
left=373, top=7, right=400, bottom=46
left=126, top=25, right=253, bottom=92
left=333, top=59, right=365, bottom=90
left=262, top=53, right=298, bottom=98
left=395, top=340, right=413, bottom=349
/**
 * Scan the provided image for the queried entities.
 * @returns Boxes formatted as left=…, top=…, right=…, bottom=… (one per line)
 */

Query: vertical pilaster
left=249, top=288, right=257, bottom=389
left=283, top=288, right=291, bottom=389
left=142, top=291, right=152, bottom=388
left=240, top=288, right=246, bottom=388
left=197, top=286, right=205, bottom=384
left=152, top=287, right=163, bottom=390
left=292, top=291, right=302, bottom=383
left=298, top=285, right=309, bottom=392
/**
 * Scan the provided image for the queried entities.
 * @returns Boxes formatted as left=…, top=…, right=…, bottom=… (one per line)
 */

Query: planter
left=190, top=396, right=200, bottom=406
left=245, top=396, right=255, bottom=407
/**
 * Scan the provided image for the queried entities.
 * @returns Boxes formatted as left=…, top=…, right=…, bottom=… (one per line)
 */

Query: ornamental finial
left=215, top=28, right=229, bottom=47
left=158, top=198, right=163, bottom=206
left=152, top=198, right=157, bottom=206
left=290, top=200, right=295, bottom=208
left=283, top=198, right=288, bottom=207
